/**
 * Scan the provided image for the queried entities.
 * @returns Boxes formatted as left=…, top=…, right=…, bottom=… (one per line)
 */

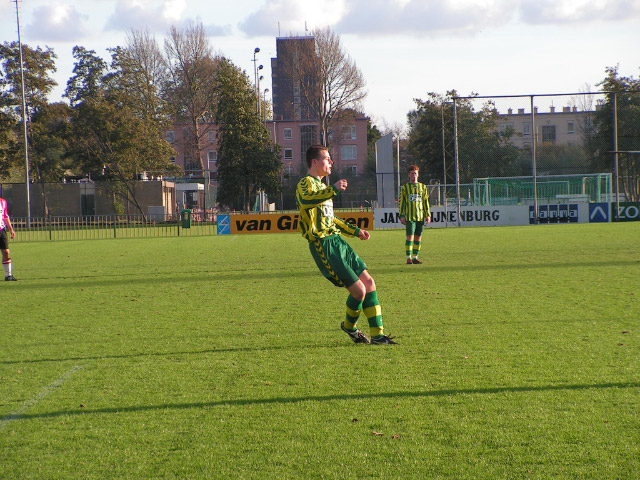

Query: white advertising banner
left=375, top=204, right=595, bottom=229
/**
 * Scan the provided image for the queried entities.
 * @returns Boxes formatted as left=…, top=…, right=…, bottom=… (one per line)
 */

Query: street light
left=13, top=0, right=30, bottom=224
left=253, top=48, right=260, bottom=111
left=263, top=88, right=270, bottom=122
left=257, top=65, right=264, bottom=116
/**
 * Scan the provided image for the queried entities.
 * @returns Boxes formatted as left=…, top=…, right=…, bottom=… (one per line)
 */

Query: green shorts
left=309, top=235, right=367, bottom=288
left=405, top=221, right=424, bottom=237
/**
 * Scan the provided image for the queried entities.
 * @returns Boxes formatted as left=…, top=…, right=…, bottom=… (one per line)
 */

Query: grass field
left=1, top=223, right=639, bottom=479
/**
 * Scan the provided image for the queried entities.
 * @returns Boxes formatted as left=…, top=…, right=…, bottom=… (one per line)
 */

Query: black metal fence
left=10, top=214, right=217, bottom=242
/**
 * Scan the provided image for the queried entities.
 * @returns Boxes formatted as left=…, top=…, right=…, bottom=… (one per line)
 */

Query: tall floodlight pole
left=253, top=48, right=260, bottom=113
left=257, top=67, right=263, bottom=117
left=452, top=99, right=461, bottom=227
left=263, top=88, right=270, bottom=123
left=396, top=135, right=400, bottom=204
left=612, top=92, right=620, bottom=222
left=530, top=96, right=539, bottom=224
left=441, top=103, right=448, bottom=226
left=14, top=0, right=31, bottom=224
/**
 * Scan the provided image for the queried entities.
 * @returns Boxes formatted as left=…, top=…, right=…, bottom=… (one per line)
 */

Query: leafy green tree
left=0, top=42, right=57, bottom=118
left=0, top=41, right=57, bottom=178
left=366, top=120, right=382, bottom=171
left=69, top=99, right=178, bottom=216
left=215, top=58, right=281, bottom=210
left=589, top=66, right=640, bottom=201
left=408, top=91, right=521, bottom=184
left=64, top=46, right=108, bottom=106
left=64, top=44, right=178, bottom=215
left=28, top=102, right=74, bottom=214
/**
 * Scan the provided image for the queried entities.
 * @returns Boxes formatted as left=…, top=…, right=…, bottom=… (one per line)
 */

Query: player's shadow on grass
left=2, top=342, right=357, bottom=365
left=12, top=259, right=639, bottom=290
left=7, top=381, right=640, bottom=422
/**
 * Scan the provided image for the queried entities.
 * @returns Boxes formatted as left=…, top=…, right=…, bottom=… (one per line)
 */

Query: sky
left=1, top=0, right=639, bottom=130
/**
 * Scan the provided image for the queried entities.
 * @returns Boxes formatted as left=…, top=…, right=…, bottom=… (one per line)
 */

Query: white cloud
left=106, top=0, right=174, bottom=32
left=25, top=3, right=90, bottom=42
left=239, top=0, right=347, bottom=36
left=334, top=0, right=512, bottom=36
left=518, top=0, right=640, bottom=25
left=105, top=0, right=231, bottom=36
left=161, top=0, right=187, bottom=22
left=302, top=0, right=640, bottom=37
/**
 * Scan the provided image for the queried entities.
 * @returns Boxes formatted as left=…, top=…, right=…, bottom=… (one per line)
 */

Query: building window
left=208, top=151, right=217, bottom=169
left=170, top=156, right=176, bottom=164
left=284, top=148, right=293, bottom=161
left=293, top=86, right=300, bottom=95
left=293, top=96, right=301, bottom=104
left=283, top=128, right=292, bottom=140
left=166, top=131, right=175, bottom=143
left=342, top=165, right=357, bottom=176
left=342, top=125, right=356, bottom=140
left=300, top=125, right=317, bottom=159
left=567, top=121, right=575, bottom=134
left=498, top=123, right=514, bottom=135
left=522, top=123, right=531, bottom=136
left=208, top=131, right=216, bottom=143
left=542, top=125, right=556, bottom=143
left=341, top=145, right=357, bottom=161
left=284, top=164, right=293, bottom=177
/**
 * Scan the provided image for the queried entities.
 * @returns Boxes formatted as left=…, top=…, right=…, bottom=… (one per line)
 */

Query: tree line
left=3, top=20, right=638, bottom=212
left=0, top=22, right=282, bottom=214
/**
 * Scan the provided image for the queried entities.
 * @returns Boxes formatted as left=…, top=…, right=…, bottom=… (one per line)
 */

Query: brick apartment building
left=268, top=35, right=369, bottom=178
left=496, top=106, right=596, bottom=150
left=164, top=123, right=220, bottom=179
left=266, top=115, right=369, bottom=178
left=165, top=34, right=370, bottom=189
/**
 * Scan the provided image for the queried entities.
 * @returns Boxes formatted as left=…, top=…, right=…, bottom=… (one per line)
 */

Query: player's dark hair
left=408, top=164, right=420, bottom=173
left=306, top=145, right=329, bottom=168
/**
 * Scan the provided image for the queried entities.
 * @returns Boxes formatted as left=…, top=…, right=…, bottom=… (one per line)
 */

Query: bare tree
left=572, top=84, right=597, bottom=151
left=163, top=21, right=219, bottom=173
left=107, top=29, right=170, bottom=125
left=290, top=27, right=367, bottom=146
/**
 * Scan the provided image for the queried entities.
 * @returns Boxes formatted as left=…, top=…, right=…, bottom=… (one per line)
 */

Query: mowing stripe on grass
left=0, top=365, right=84, bottom=431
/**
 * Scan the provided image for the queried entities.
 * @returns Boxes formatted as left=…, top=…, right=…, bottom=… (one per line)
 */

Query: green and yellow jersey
left=398, top=182, right=431, bottom=222
left=296, top=175, right=360, bottom=241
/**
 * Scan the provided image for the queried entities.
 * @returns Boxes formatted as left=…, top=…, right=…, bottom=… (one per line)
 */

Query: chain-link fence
left=405, top=91, right=640, bottom=223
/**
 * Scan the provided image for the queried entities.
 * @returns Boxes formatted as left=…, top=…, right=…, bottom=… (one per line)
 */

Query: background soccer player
left=296, top=145, right=396, bottom=345
left=0, top=196, right=17, bottom=281
left=398, top=165, right=431, bottom=264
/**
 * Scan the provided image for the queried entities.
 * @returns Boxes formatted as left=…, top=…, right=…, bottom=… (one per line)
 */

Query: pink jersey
left=0, top=198, right=9, bottom=230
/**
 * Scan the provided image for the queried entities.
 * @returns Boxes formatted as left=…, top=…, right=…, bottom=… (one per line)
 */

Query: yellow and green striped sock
left=412, top=240, right=421, bottom=258
left=363, top=291, right=383, bottom=338
left=405, top=240, right=412, bottom=258
left=344, top=294, right=362, bottom=330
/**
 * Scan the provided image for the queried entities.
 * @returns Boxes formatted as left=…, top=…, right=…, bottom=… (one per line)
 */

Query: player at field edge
left=0, top=196, right=18, bottom=281
left=398, top=165, right=431, bottom=264
left=296, top=145, right=396, bottom=345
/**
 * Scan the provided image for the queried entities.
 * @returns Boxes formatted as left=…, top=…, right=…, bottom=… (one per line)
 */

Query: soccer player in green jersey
left=398, top=164, right=431, bottom=264
left=296, top=145, right=396, bottom=345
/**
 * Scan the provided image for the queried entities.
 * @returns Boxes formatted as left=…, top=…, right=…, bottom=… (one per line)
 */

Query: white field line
left=0, top=365, right=84, bottom=431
